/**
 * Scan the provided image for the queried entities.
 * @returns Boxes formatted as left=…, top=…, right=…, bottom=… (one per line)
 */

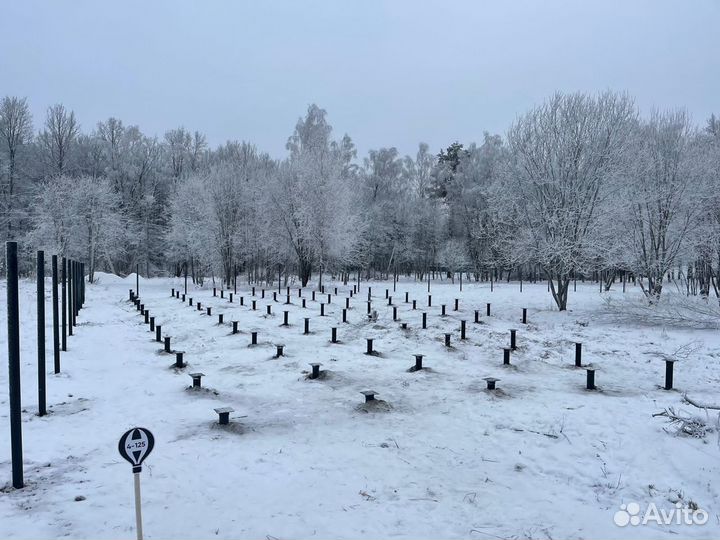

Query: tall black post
left=61, top=257, right=67, bottom=347
left=71, top=261, right=77, bottom=326
left=71, top=261, right=76, bottom=317
left=77, top=261, right=81, bottom=308
left=76, top=261, right=81, bottom=315
left=37, top=251, right=47, bottom=416
left=51, top=255, right=60, bottom=374
left=575, top=343, right=582, bottom=368
left=67, top=259, right=73, bottom=336
left=76, top=261, right=80, bottom=312
left=74, top=261, right=79, bottom=316
left=6, top=241, right=24, bottom=488
left=78, top=262, right=82, bottom=307
left=665, top=360, right=675, bottom=390
left=80, top=262, right=85, bottom=306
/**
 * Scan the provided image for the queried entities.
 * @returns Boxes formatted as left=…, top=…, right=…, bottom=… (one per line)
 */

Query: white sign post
left=118, top=427, right=155, bottom=540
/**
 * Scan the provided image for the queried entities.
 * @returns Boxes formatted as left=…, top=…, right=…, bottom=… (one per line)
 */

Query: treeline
left=1, top=93, right=719, bottom=310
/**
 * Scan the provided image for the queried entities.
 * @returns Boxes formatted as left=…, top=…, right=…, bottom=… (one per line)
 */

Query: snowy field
left=1, top=274, right=719, bottom=539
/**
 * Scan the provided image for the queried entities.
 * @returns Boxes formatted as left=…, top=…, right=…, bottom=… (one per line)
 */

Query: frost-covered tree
left=215, top=141, right=275, bottom=283
left=8, top=92, right=720, bottom=302
left=431, top=142, right=468, bottom=199
left=438, top=238, right=469, bottom=282
left=0, top=96, right=33, bottom=248
left=504, top=91, right=636, bottom=310
left=360, top=147, right=408, bottom=274
left=448, top=133, right=507, bottom=278
left=403, top=142, right=435, bottom=196
left=622, top=110, right=707, bottom=300
left=74, top=119, right=168, bottom=276
left=400, top=144, right=443, bottom=276
left=164, top=127, right=206, bottom=182
left=693, top=115, right=720, bottom=299
left=38, top=103, right=79, bottom=176
left=31, top=175, right=74, bottom=256
left=166, top=172, right=215, bottom=283
left=31, top=175, right=124, bottom=280
left=206, top=147, right=269, bottom=285
left=70, top=176, right=125, bottom=280
left=73, top=133, right=106, bottom=178
left=268, top=104, right=361, bottom=286
left=167, top=143, right=275, bottom=285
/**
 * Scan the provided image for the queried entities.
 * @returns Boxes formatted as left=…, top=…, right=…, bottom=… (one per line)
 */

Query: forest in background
left=1, top=91, right=719, bottom=310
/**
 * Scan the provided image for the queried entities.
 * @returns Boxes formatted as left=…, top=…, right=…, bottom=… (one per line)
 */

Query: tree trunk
left=547, top=270, right=570, bottom=311
left=299, top=257, right=312, bottom=287
left=603, top=270, right=616, bottom=292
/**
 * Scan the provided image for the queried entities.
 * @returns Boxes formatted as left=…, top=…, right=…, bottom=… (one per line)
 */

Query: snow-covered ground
left=1, top=274, right=719, bottom=539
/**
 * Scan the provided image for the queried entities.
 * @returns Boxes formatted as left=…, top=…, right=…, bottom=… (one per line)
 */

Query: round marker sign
left=118, top=427, right=155, bottom=473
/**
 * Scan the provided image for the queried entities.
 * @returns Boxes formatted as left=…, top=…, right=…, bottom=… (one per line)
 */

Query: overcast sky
left=1, top=1, right=718, bottom=159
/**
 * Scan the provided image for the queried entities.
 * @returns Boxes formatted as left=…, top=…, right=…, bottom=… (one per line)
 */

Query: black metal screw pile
left=123, top=282, right=681, bottom=436
left=5, top=243, right=88, bottom=489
